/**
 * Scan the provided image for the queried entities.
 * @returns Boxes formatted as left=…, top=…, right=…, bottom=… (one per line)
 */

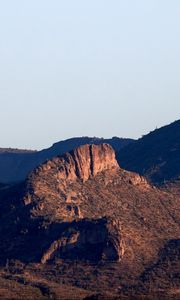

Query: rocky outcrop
left=0, top=137, right=133, bottom=184
left=34, top=144, right=119, bottom=183
left=23, top=144, right=120, bottom=215
left=41, top=217, right=124, bottom=264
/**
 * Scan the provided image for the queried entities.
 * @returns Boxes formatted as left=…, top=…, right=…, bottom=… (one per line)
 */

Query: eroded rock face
left=34, top=144, right=119, bottom=183
left=22, top=144, right=151, bottom=222
left=23, top=144, right=120, bottom=217
left=41, top=217, right=124, bottom=264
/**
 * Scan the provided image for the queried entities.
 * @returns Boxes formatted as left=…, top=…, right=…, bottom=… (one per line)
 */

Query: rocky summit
left=0, top=143, right=179, bottom=299
left=0, top=137, right=133, bottom=184
left=29, top=143, right=119, bottom=184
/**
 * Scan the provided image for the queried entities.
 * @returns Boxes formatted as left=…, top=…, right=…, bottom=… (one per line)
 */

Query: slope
left=0, top=144, right=179, bottom=300
left=117, top=120, right=180, bottom=185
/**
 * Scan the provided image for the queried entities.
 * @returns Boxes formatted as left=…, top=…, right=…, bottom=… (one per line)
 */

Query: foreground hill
left=0, top=144, right=179, bottom=299
left=118, top=120, right=180, bottom=185
left=0, top=137, right=133, bottom=183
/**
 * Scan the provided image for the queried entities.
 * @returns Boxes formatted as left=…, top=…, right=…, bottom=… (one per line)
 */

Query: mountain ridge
left=118, top=119, right=180, bottom=185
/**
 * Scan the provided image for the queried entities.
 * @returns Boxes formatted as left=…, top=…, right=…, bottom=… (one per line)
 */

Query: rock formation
left=31, top=143, right=119, bottom=183
left=0, top=137, right=133, bottom=183
left=0, top=143, right=179, bottom=299
left=41, top=217, right=124, bottom=264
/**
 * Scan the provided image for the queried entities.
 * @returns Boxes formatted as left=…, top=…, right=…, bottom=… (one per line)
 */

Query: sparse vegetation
left=0, top=123, right=179, bottom=299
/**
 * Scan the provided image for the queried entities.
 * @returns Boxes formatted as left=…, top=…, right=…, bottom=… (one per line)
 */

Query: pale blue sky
left=0, top=0, right=180, bottom=150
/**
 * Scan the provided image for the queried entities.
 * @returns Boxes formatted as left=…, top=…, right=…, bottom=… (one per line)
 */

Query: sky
left=0, top=0, right=180, bottom=150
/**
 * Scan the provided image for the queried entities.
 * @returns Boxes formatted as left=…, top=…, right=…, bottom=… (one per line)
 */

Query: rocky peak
left=35, top=143, right=119, bottom=183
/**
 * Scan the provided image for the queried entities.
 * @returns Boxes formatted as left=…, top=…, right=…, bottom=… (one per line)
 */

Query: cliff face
left=32, top=144, right=119, bottom=183
left=41, top=218, right=124, bottom=264
left=23, top=144, right=149, bottom=221
left=0, top=137, right=133, bottom=184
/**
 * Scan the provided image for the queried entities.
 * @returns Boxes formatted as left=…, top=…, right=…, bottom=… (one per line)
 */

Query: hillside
left=0, top=137, right=133, bottom=184
left=0, top=144, right=179, bottom=299
left=117, top=120, right=180, bottom=185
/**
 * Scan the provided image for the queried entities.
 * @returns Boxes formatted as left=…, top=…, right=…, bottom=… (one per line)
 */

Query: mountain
left=0, top=137, right=133, bottom=184
left=117, top=120, right=180, bottom=185
left=0, top=144, right=179, bottom=299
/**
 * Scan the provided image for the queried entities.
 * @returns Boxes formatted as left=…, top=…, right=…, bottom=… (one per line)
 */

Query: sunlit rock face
left=33, top=143, right=119, bottom=183
left=23, top=144, right=120, bottom=220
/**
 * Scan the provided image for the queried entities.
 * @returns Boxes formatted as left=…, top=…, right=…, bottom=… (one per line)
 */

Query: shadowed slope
left=118, top=120, right=180, bottom=185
